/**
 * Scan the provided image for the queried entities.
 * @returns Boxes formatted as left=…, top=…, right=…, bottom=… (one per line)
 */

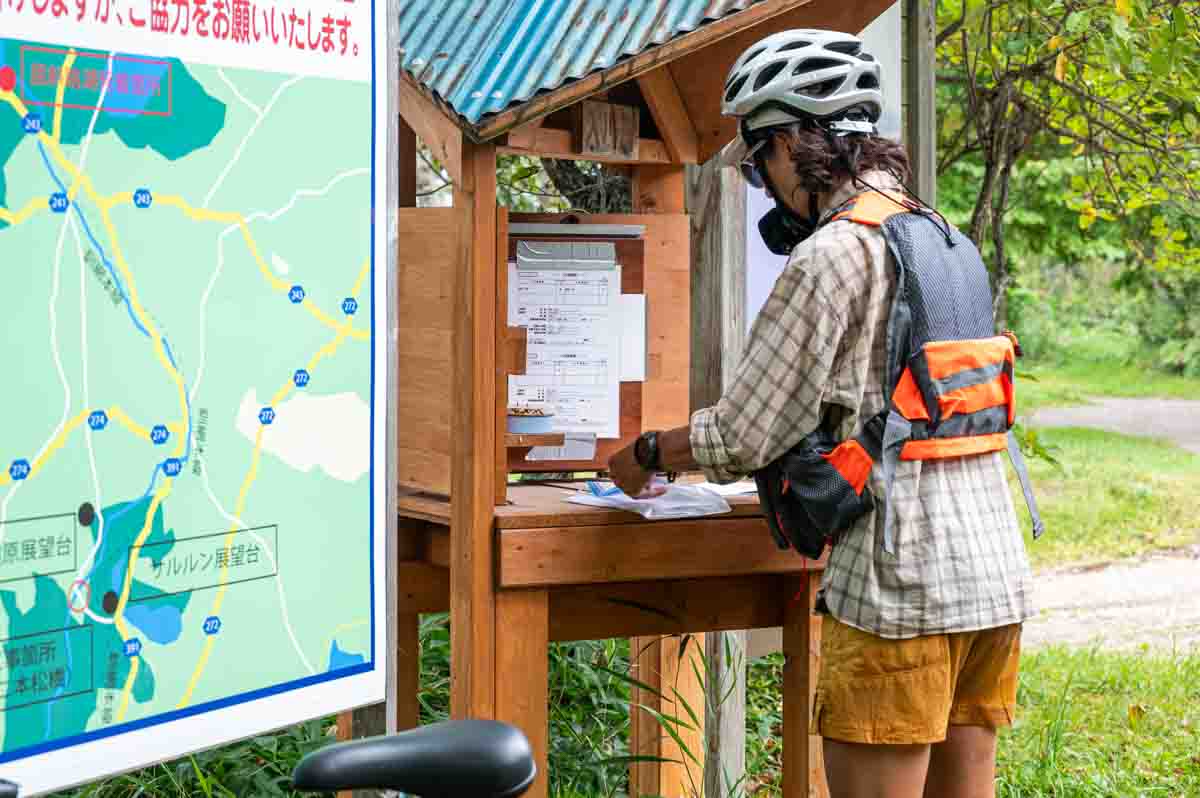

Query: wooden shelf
left=505, top=432, right=566, bottom=448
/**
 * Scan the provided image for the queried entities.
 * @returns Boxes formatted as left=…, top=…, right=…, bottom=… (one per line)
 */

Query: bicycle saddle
left=291, top=720, right=536, bottom=797
left=0, top=780, right=17, bottom=798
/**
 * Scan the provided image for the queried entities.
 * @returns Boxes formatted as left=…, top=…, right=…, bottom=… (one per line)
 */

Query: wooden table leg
left=496, top=590, right=549, bottom=798
left=629, top=636, right=662, bottom=798
left=629, top=634, right=707, bottom=798
left=783, top=572, right=827, bottom=798
left=396, top=611, right=420, bottom=731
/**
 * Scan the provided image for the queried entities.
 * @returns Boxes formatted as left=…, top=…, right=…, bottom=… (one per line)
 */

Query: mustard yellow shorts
left=813, top=616, right=1021, bottom=745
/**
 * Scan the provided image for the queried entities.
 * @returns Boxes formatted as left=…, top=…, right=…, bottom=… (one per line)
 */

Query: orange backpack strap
left=828, top=191, right=911, bottom=227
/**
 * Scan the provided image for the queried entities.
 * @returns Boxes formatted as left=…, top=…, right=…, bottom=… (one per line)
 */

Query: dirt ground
left=1023, top=400, right=1200, bottom=653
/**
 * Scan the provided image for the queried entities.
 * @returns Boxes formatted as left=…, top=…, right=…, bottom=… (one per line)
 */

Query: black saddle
left=0, top=780, right=17, bottom=798
left=291, top=720, right=536, bottom=797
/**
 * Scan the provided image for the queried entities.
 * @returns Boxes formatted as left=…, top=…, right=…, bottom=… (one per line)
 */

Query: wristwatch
left=634, top=431, right=662, bottom=472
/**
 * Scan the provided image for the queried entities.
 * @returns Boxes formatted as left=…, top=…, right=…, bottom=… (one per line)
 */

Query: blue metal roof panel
left=399, top=1, right=762, bottom=125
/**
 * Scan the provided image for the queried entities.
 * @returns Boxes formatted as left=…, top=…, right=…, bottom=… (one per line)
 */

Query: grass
left=996, top=647, right=1200, bottom=797
left=1019, top=361, right=1200, bottom=414
left=744, top=647, right=1200, bottom=797
left=1012, top=426, right=1200, bottom=569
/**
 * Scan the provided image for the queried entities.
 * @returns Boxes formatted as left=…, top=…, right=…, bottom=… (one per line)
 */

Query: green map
left=0, top=38, right=374, bottom=762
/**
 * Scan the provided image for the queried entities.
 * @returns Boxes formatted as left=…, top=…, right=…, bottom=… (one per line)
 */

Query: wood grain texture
left=449, top=141, right=498, bottom=720
left=399, top=117, right=417, bottom=208
left=399, top=73, right=463, bottom=185
left=904, top=0, right=937, bottom=205
left=783, top=573, right=828, bottom=798
left=494, top=484, right=765, bottom=529
left=628, top=635, right=662, bottom=798
left=396, top=562, right=450, bottom=614
left=396, top=613, right=421, bottom=731
left=574, top=100, right=641, bottom=159
left=547, top=575, right=788, bottom=641
left=687, top=158, right=747, bottom=412
left=499, top=126, right=668, bottom=164
left=499, top=517, right=813, bottom=588
left=495, top=206, right=510, bottom=505
left=632, top=164, right=686, bottom=214
left=637, top=68, right=700, bottom=164
left=396, top=208, right=459, bottom=494
left=660, top=633, right=707, bottom=798
left=495, top=591, right=550, bottom=798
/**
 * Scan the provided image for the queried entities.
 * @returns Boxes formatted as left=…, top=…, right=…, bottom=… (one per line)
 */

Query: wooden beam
left=631, top=165, right=686, bottom=214
left=637, top=68, right=700, bottom=164
left=494, top=206, right=510, bottom=505
left=395, top=612, right=421, bottom=731
left=498, top=126, right=671, bottom=165
left=573, top=100, right=640, bottom=159
left=396, top=562, right=450, bottom=614
left=499, top=518, right=813, bottom=588
left=661, top=634, right=707, bottom=797
left=400, top=73, right=463, bottom=187
left=475, top=0, right=808, bottom=141
left=495, top=591, right=550, bottom=798
left=705, top=630, right=746, bottom=798
left=449, top=140, right=498, bottom=720
left=904, top=0, right=937, bottom=204
left=506, top=116, right=547, bottom=149
left=687, top=159, right=747, bottom=412
left=629, top=636, right=663, bottom=798
left=400, top=115, right=418, bottom=208
left=547, top=575, right=789, bottom=642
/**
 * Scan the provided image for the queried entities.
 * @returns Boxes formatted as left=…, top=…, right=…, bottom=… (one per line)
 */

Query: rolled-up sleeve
left=689, top=242, right=848, bottom=484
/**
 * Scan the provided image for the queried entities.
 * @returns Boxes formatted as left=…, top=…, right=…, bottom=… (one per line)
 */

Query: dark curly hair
left=767, top=120, right=912, bottom=195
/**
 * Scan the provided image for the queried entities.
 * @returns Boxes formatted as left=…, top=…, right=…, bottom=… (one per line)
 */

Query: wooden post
left=782, top=573, right=827, bottom=798
left=450, top=140, right=499, bottom=720
left=496, top=591, right=550, bottom=798
left=904, top=0, right=937, bottom=204
left=629, top=635, right=663, bottom=798
left=686, top=156, right=749, bottom=798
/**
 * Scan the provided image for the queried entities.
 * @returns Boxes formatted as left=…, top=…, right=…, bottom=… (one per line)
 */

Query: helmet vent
left=794, top=57, right=844, bottom=75
left=797, top=77, right=845, bottom=99
left=777, top=40, right=812, bottom=52
left=724, top=74, right=749, bottom=102
left=858, top=52, right=876, bottom=62
left=856, top=73, right=880, bottom=90
left=826, top=40, right=861, bottom=55
left=753, top=61, right=788, bottom=92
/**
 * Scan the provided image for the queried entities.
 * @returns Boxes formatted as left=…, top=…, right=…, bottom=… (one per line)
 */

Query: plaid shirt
left=690, top=171, right=1034, bottom=639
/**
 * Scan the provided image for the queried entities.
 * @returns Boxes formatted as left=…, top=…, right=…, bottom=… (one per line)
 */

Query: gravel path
left=1022, top=398, right=1200, bottom=653
left=1030, top=397, right=1200, bottom=454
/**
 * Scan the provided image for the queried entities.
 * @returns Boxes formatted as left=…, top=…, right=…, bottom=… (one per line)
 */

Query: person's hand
left=608, top=442, right=658, bottom=498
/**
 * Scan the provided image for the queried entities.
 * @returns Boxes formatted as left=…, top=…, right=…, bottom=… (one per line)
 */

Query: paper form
left=507, top=245, right=623, bottom=439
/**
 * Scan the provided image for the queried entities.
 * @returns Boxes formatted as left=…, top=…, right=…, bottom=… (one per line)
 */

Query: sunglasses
left=737, top=139, right=767, bottom=189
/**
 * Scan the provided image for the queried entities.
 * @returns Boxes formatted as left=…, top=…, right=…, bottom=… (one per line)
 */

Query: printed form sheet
left=508, top=241, right=622, bottom=440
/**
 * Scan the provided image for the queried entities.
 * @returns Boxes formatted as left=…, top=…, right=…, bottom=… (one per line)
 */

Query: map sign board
left=0, top=0, right=390, bottom=790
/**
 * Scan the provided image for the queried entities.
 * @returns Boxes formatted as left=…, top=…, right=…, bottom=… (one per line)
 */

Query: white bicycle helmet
left=718, top=29, right=883, bottom=172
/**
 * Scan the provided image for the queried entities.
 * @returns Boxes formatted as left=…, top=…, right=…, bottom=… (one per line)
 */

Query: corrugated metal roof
left=399, top=0, right=762, bottom=126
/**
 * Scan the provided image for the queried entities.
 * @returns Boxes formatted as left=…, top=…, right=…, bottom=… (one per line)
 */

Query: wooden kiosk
left=391, top=3, right=893, bottom=795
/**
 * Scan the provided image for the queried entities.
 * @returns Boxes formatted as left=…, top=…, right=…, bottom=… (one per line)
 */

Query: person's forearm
left=657, top=425, right=699, bottom=472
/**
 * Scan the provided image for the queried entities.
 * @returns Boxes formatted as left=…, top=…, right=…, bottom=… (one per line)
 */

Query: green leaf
left=1065, top=11, right=1089, bottom=33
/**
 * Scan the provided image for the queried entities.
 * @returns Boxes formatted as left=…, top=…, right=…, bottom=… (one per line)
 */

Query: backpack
left=755, top=191, right=1044, bottom=558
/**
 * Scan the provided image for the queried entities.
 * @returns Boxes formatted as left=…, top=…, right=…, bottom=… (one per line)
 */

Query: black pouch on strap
left=753, top=416, right=883, bottom=559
